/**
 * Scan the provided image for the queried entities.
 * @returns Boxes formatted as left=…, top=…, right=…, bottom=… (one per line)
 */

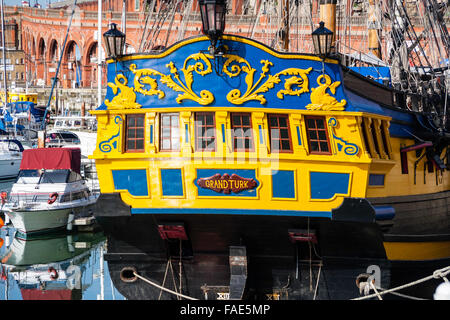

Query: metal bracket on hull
left=229, top=246, right=247, bottom=300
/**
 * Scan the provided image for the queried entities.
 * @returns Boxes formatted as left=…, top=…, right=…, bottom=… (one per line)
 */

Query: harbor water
left=0, top=178, right=448, bottom=301
left=0, top=178, right=124, bottom=300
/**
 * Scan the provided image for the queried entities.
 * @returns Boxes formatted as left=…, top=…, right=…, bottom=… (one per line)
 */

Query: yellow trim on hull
left=384, top=241, right=450, bottom=261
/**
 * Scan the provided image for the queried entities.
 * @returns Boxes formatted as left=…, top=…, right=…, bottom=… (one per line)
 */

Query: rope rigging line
left=133, top=271, right=198, bottom=300
left=351, top=265, right=450, bottom=300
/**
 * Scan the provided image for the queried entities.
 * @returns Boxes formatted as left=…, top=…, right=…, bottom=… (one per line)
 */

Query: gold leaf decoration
left=306, top=74, right=347, bottom=111
left=223, top=56, right=313, bottom=105
left=130, top=64, right=165, bottom=99
left=158, top=53, right=215, bottom=105
left=104, top=74, right=142, bottom=109
left=225, top=57, right=279, bottom=105
left=276, top=67, right=312, bottom=99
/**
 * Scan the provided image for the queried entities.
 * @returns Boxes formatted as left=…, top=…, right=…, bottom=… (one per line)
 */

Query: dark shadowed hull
left=98, top=212, right=391, bottom=300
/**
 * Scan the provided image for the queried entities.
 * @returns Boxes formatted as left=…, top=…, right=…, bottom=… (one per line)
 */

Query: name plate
left=195, top=169, right=259, bottom=197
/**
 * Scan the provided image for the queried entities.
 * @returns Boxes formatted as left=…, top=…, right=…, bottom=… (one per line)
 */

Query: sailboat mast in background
left=0, top=0, right=8, bottom=106
left=319, top=0, right=337, bottom=51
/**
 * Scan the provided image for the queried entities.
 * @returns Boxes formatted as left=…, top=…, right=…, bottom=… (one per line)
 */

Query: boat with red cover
left=2, top=148, right=98, bottom=236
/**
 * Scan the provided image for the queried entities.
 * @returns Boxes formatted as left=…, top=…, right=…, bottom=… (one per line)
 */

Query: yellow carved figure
left=105, top=74, right=142, bottom=109
left=306, top=74, right=347, bottom=111
left=130, top=64, right=165, bottom=99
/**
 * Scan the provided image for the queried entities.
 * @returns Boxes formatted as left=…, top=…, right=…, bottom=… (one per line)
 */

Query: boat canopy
left=20, top=148, right=81, bottom=173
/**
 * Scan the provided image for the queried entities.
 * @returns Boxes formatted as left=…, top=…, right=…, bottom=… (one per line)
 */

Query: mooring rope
left=133, top=271, right=198, bottom=300
left=134, top=266, right=450, bottom=301
left=352, top=266, right=450, bottom=300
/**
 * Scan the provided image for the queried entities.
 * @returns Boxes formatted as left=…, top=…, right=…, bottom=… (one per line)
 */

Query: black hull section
left=97, top=206, right=391, bottom=300
left=368, top=190, right=450, bottom=236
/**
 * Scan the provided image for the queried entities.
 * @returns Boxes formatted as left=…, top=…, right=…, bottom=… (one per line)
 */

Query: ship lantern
left=103, top=23, right=126, bottom=59
left=199, top=0, right=226, bottom=54
left=312, top=21, right=333, bottom=60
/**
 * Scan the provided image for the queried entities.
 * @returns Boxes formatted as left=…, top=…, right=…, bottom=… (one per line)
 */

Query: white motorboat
left=2, top=148, right=98, bottom=236
left=46, top=130, right=97, bottom=159
left=0, top=139, right=24, bottom=180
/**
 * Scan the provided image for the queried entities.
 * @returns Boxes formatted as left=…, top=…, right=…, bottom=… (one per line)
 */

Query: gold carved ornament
left=104, top=52, right=345, bottom=110
left=106, top=53, right=214, bottom=108
left=222, top=55, right=313, bottom=105
left=305, top=74, right=347, bottom=111
left=161, top=53, right=214, bottom=105
left=104, top=74, right=142, bottom=109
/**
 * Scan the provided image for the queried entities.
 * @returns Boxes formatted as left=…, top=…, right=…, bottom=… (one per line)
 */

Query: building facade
left=3, top=0, right=450, bottom=89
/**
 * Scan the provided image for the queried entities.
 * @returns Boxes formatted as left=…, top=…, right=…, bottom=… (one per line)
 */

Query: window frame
left=268, top=114, right=293, bottom=153
left=125, top=114, right=145, bottom=153
left=304, top=115, right=332, bottom=155
left=231, top=112, right=254, bottom=152
left=159, top=112, right=181, bottom=152
left=194, top=112, right=216, bottom=152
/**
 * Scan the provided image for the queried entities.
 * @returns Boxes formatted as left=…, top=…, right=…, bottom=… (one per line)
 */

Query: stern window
left=231, top=113, right=254, bottom=151
left=125, top=114, right=145, bottom=152
left=268, top=114, right=292, bottom=152
left=194, top=112, right=216, bottom=151
left=305, top=116, right=331, bottom=155
left=160, top=113, right=180, bottom=151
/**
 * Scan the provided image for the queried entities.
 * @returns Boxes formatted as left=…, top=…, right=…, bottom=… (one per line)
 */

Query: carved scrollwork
left=223, top=56, right=313, bottom=105
left=327, top=117, right=359, bottom=156
left=159, top=52, right=215, bottom=105
left=98, top=116, right=123, bottom=153
left=130, top=64, right=165, bottom=99
left=104, top=51, right=345, bottom=110
left=275, top=67, right=313, bottom=99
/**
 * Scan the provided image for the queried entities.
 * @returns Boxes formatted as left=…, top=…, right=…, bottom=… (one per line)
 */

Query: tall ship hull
left=90, top=30, right=450, bottom=300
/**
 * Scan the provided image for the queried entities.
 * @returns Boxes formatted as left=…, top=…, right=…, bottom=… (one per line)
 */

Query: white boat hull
left=4, top=198, right=97, bottom=236
left=0, top=157, right=21, bottom=179
left=5, top=207, right=73, bottom=235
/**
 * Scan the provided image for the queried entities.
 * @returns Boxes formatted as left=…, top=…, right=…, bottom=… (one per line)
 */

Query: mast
left=121, top=0, right=126, bottom=37
left=282, top=0, right=289, bottom=51
left=1, top=0, right=8, bottom=108
left=97, top=0, right=102, bottom=108
left=319, top=0, right=337, bottom=51
left=368, top=0, right=382, bottom=59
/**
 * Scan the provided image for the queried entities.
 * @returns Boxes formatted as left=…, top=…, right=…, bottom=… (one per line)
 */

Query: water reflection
left=0, top=227, right=125, bottom=300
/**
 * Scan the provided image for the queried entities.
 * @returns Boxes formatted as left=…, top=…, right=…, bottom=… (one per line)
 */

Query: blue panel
left=271, top=170, right=296, bottom=199
left=221, top=123, right=226, bottom=143
left=195, top=169, right=258, bottom=197
left=132, top=207, right=332, bottom=218
left=374, top=205, right=395, bottom=221
left=185, top=124, right=189, bottom=143
left=258, top=125, right=263, bottom=144
left=150, top=124, right=153, bottom=144
left=349, top=66, right=391, bottom=85
left=296, top=126, right=302, bottom=145
left=112, top=169, right=148, bottom=196
left=99, top=36, right=345, bottom=111
left=310, top=172, right=350, bottom=200
left=161, top=169, right=184, bottom=196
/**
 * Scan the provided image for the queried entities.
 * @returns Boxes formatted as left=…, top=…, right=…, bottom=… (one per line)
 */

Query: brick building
left=0, top=17, right=26, bottom=89
left=3, top=0, right=449, bottom=89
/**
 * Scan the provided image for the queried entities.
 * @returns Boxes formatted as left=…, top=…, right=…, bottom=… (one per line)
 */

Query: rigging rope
left=352, top=265, right=450, bottom=300
left=133, top=271, right=198, bottom=300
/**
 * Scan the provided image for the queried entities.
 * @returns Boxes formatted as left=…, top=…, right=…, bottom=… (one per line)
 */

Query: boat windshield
left=16, top=169, right=41, bottom=184
left=16, top=169, right=79, bottom=184
left=40, top=169, right=70, bottom=184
